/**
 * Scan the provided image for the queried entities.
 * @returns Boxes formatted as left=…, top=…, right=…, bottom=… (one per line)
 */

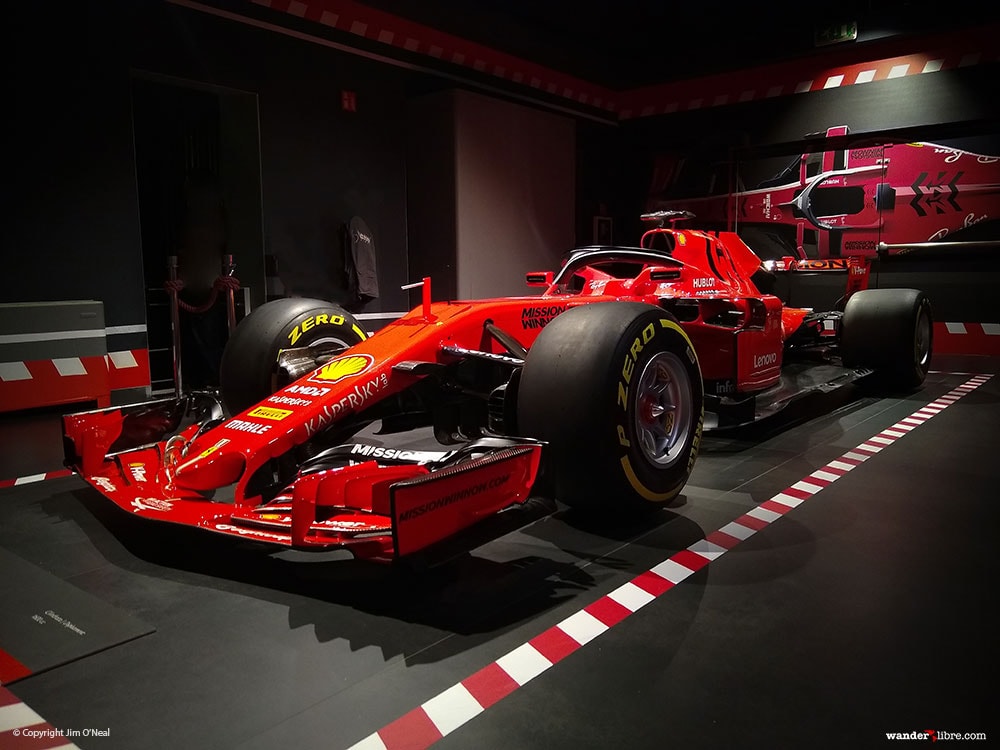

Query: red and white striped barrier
left=934, top=322, right=1000, bottom=356
left=0, top=357, right=110, bottom=412
left=105, top=349, right=152, bottom=393
left=1, top=301, right=138, bottom=414
left=0, top=349, right=151, bottom=414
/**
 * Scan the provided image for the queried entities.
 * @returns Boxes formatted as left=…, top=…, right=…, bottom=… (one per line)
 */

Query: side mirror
left=649, top=267, right=681, bottom=282
left=525, top=271, right=553, bottom=288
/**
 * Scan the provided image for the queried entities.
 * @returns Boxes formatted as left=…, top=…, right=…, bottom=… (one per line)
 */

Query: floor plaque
left=0, top=546, right=154, bottom=684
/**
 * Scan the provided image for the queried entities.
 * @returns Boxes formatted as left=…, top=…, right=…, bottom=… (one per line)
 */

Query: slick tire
left=219, top=298, right=367, bottom=415
left=517, top=302, right=704, bottom=512
left=841, top=288, right=933, bottom=391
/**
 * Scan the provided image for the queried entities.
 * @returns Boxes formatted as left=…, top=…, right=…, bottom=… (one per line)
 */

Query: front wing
left=64, top=397, right=542, bottom=563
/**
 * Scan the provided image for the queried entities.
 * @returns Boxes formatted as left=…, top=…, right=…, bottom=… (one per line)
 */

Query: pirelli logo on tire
left=616, top=318, right=695, bottom=412
left=619, top=320, right=661, bottom=411
left=615, top=316, right=704, bottom=504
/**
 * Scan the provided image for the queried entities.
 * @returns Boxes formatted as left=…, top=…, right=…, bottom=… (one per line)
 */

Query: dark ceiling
left=356, top=0, right=992, bottom=89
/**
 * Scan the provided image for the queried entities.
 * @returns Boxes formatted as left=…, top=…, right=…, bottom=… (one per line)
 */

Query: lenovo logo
left=753, top=352, right=777, bottom=368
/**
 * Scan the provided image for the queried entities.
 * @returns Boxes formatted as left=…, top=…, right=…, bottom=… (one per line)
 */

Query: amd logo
left=753, top=352, right=777, bottom=368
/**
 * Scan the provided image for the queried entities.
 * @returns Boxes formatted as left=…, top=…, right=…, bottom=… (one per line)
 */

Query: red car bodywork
left=650, top=126, right=1000, bottom=259
left=63, top=224, right=864, bottom=561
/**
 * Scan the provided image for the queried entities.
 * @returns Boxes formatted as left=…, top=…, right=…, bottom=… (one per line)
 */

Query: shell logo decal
left=309, top=354, right=374, bottom=384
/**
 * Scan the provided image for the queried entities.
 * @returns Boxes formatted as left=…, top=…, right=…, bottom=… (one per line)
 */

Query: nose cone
left=173, top=448, right=246, bottom=491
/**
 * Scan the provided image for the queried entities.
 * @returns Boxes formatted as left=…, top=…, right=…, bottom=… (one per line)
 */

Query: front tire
left=841, top=288, right=933, bottom=390
left=219, top=298, right=367, bottom=415
left=517, top=302, right=704, bottom=512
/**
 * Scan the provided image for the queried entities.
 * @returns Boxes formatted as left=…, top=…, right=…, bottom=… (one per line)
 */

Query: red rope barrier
left=165, top=276, right=241, bottom=315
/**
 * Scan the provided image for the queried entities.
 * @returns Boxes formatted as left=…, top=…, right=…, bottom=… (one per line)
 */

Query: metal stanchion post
left=167, top=255, right=184, bottom=398
left=223, top=254, right=237, bottom=334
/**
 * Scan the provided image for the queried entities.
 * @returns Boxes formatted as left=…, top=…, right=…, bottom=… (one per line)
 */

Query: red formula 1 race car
left=63, top=212, right=933, bottom=563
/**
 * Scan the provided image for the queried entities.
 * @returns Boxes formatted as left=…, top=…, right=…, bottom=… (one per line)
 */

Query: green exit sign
left=814, top=21, right=858, bottom=47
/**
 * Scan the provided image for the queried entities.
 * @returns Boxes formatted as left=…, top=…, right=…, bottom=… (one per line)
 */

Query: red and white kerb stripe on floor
left=0, top=686, right=79, bottom=750
left=0, top=471, right=72, bottom=491
left=346, top=373, right=993, bottom=750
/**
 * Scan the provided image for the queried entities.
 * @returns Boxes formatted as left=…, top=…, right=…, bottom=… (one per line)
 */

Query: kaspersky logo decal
left=308, top=354, right=374, bottom=384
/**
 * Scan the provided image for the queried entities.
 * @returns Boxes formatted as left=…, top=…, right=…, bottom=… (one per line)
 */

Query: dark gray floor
left=0, top=404, right=69, bottom=481
left=1, top=355, right=997, bottom=749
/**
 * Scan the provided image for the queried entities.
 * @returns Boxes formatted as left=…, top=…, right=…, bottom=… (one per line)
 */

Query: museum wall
left=7, top=2, right=146, bottom=344
left=7, top=0, right=418, bottom=392
left=453, top=90, right=575, bottom=300
left=405, top=89, right=577, bottom=302
left=405, top=90, right=459, bottom=301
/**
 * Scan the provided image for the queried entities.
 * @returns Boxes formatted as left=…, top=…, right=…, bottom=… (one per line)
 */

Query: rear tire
left=219, top=298, right=367, bottom=415
left=841, top=288, right=933, bottom=390
left=517, top=302, right=704, bottom=512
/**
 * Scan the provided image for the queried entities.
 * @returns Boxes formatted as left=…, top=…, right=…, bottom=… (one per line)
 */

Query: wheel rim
left=313, top=336, right=354, bottom=351
left=914, top=308, right=931, bottom=368
left=633, top=352, right=693, bottom=468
